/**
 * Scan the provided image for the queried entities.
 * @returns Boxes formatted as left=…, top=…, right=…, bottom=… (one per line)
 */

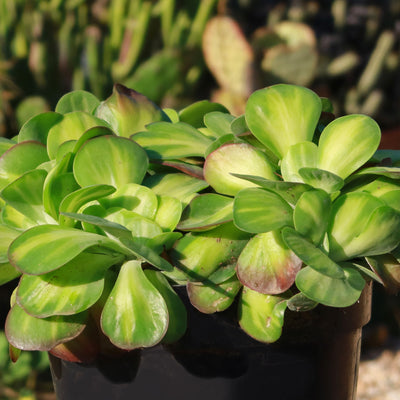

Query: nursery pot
left=49, top=283, right=372, bottom=400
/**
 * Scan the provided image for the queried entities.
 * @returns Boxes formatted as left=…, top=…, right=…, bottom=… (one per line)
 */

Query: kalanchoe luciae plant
left=2, top=83, right=400, bottom=363
left=133, top=83, right=400, bottom=343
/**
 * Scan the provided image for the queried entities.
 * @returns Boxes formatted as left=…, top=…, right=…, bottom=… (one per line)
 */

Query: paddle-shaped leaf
left=295, top=264, right=365, bottom=307
left=281, top=227, right=345, bottom=279
left=55, top=90, right=100, bottom=114
left=143, top=173, right=208, bottom=207
left=17, top=252, right=122, bottom=317
left=0, top=263, right=21, bottom=285
left=298, top=167, right=344, bottom=193
left=59, top=184, right=116, bottom=226
left=8, top=225, right=129, bottom=275
left=178, top=100, right=228, bottom=128
left=245, top=84, right=322, bottom=159
left=170, top=222, right=249, bottom=281
left=238, top=287, right=288, bottom=343
left=287, top=292, right=318, bottom=312
left=0, top=225, right=20, bottom=263
left=233, top=187, right=293, bottom=233
left=144, top=270, right=187, bottom=343
left=237, top=231, right=302, bottom=294
left=46, top=111, right=109, bottom=159
left=98, top=183, right=158, bottom=219
left=281, top=142, right=318, bottom=182
left=0, top=141, right=49, bottom=190
left=318, top=114, right=381, bottom=179
left=366, top=255, right=400, bottom=291
left=101, top=260, right=169, bottom=349
left=187, top=275, right=241, bottom=313
left=204, top=143, right=277, bottom=196
left=328, top=193, right=400, bottom=261
left=18, top=112, right=63, bottom=144
left=5, top=305, right=87, bottom=351
left=154, top=195, right=182, bottom=232
left=293, top=189, right=331, bottom=245
left=73, top=136, right=148, bottom=188
left=231, top=174, right=311, bottom=205
left=132, top=122, right=213, bottom=159
left=203, top=112, right=235, bottom=138
left=178, top=194, right=233, bottom=231
left=1, top=169, right=53, bottom=225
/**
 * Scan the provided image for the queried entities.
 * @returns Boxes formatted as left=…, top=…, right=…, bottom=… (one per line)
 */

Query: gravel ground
left=357, top=340, right=400, bottom=400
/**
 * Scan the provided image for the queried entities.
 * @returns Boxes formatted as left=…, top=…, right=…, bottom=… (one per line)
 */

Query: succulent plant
left=1, top=83, right=400, bottom=363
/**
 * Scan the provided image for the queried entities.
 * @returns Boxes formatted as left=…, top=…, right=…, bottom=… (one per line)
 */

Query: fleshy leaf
left=0, top=141, right=49, bottom=190
left=132, top=122, right=213, bottom=159
left=203, top=112, right=235, bottom=138
left=18, top=112, right=63, bottom=144
left=46, top=111, right=109, bottom=159
left=5, top=305, right=87, bottom=351
left=366, top=255, right=400, bottom=291
left=233, top=187, right=293, bottom=233
left=298, top=167, right=344, bottom=193
left=281, top=227, right=345, bottom=279
left=154, top=195, right=182, bottom=232
left=237, top=231, right=302, bottom=294
left=0, top=263, right=21, bottom=285
left=144, top=270, right=187, bottom=343
left=238, top=287, right=288, bottom=343
left=293, top=189, right=331, bottom=246
left=204, top=143, right=277, bottom=196
left=55, top=90, right=100, bottom=114
left=245, top=84, right=322, bottom=159
left=187, top=275, right=241, bottom=313
left=73, top=136, right=148, bottom=188
left=295, top=265, right=365, bottom=307
left=8, top=225, right=129, bottom=275
left=287, top=292, right=318, bottom=312
left=17, top=252, right=121, bottom=317
left=281, top=142, right=318, bottom=182
left=101, top=260, right=169, bottom=349
left=328, top=193, right=400, bottom=261
left=178, top=100, right=228, bottom=128
left=178, top=194, right=233, bottom=231
left=317, top=114, right=381, bottom=179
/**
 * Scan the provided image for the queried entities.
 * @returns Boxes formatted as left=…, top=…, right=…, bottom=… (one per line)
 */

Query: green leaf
left=178, top=194, right=233, bottom=231
left=287, top=292, right=318, bottom=312
left=46, top=111, right=110, bottom=159
left=17, top=252, right=121, bottom=317
left=233, top=187, right=293, bottom=233
left=187, top=275, right=241, bottom=313
left=59, top=184, right=116, bottom=226
left=298, top=167, right=344, bottom=193
left=281, top=141, right=318, bottom=182
left=144, top=270, right=187, bottom=343
left=238, top=287, right=288, bottom=343
left=295, top=265, right=365, bottom=307
left=318, top=115, right=381, bottom=179
left=204, top=134, right=244, bottom=158
left=1, top=169, right=53, bottom=225
left=245, top=84, right=322, bottom=159
left=0, top=142, right=49, bottom=190
left=8, top=225, right=129, bottom=275
left=293, top=189, right=331, bottom=245
left=169, top=223, right=249, bottom=281
left=328, top=193, right=400, bottom=261
left=101, top=260, right=169, bottom=349
left=55, top=90, right=100, bottom=114
left=98, top=183, right=158, bottom=220
left=366, top=255, right=400, bottom=290
left=237, top=231, right=302, bottom=294
left=132, top=122, right=213, bottom=159
left=178, top=100, right=228, bottom=128
left=349, top=166, right=400, bottom=180
left=72, top=126, right=114, bottom=156
left=143, top=173, right=208, bottom=207
left=203, top=112, right=235, bottom=138
left=73, top=136, right=148, bottom=188
left=0, top=225, right=20, bottom=263
left=154, top=195, right=182, bottom=232
left=5, top=305, right=87, bottom=351
left=204, top=143, right=277, bottom=196
left=231, top=174, right=311, bottom=205
left=0, top=263, right=21, bottom=285
left=281, top=227, right=345, bottom=279
left=18, top=112, right=63, bottom=145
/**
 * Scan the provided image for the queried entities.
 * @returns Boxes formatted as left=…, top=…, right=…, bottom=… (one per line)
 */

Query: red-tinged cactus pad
left=204, top=143, right=277, bottom=196
left=237, top=231, right=302, bottom=295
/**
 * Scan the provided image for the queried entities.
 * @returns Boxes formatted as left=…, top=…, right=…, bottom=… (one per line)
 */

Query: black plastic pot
left=49, top=283, right=371, bottom=400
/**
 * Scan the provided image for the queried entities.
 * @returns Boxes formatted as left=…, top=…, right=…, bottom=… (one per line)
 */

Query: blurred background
left=1, top=0, right=400, bottom=398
